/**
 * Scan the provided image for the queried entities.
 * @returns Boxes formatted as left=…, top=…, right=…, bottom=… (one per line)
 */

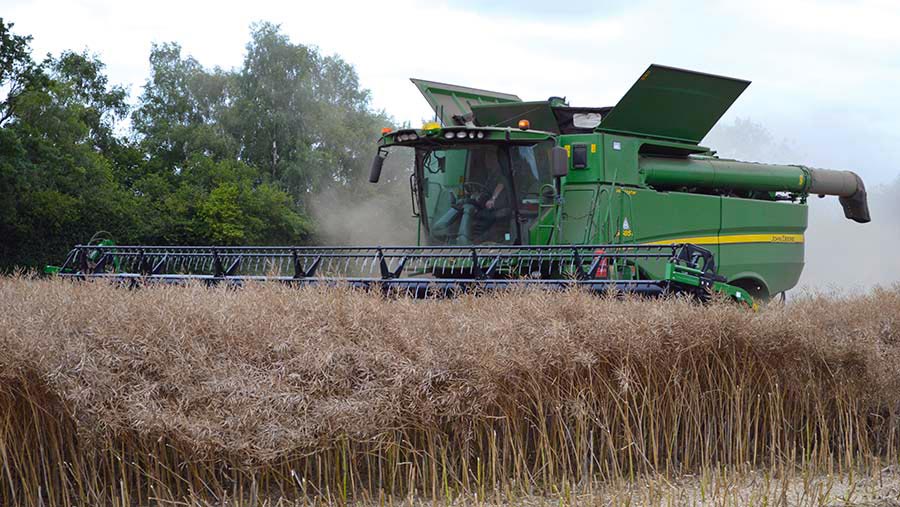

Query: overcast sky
left=6, top=0, right=900, bottom=184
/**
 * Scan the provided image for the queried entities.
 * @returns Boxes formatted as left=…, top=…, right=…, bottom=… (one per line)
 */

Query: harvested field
left=1, top=276, right=899, bottom=505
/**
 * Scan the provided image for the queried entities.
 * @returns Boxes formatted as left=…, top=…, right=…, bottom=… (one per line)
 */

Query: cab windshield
left=416, top=141, right=555, bottom=245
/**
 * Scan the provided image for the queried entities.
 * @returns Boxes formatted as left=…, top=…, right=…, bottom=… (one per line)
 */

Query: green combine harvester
left=50, top=65, right=869, bottom=306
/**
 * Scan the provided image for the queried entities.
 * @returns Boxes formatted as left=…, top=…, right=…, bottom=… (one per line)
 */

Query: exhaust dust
left=309, top=150, right=419, bottom=246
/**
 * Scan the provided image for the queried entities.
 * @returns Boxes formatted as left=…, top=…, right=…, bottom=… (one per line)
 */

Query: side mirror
left=551, top=146, right=568, bottom=178
left=369, top=150, right=387, bottom=183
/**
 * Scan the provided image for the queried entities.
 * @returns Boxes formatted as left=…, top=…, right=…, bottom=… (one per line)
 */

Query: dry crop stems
left=0, top=276, right=899, bottom=505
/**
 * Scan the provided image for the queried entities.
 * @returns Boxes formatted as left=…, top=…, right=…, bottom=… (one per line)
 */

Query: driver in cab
left=468, top=149, right=509, bottom=209
left=467, top=149, right=512, bottom=239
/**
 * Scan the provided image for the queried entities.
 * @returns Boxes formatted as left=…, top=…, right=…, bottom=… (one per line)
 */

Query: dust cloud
left=309, top=150, right=418, bottom=246
left=800, top=180, right=900, bottom=292
left=309, top=188, right=418, bottom=246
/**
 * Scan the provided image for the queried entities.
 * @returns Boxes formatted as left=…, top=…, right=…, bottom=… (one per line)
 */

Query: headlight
left=444, top=132, right=454, bottom=139
left=455, top=131, right=468, bottom=139
left=407, top=133, right=418, bottom=141
left=476, top=132, right=485, bottom=139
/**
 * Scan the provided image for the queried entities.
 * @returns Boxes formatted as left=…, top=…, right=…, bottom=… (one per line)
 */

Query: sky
left=5, top=0, right=900, bottom=186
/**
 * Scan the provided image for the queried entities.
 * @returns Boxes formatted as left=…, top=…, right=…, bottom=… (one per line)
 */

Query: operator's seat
left=473, top=207, right=513, bottom=242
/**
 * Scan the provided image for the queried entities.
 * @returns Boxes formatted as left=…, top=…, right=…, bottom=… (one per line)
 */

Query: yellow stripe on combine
left=643, top=233, right=804, bottom=246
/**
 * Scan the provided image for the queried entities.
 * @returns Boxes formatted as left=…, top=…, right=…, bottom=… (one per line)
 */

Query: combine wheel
left=730, top=278, right=770, bottom=302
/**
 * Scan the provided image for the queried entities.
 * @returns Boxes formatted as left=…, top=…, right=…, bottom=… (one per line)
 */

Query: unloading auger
left=48, top=64, right=870, bottom=304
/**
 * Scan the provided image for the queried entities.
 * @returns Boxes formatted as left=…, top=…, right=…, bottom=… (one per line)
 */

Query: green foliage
left=229, top=22, right=389, bottom=195
left=0, top=17, right=40, bottom=126
left=199, top=183, right=245, bottom=244
left=0, top=26, right=138, bottom=269
left=0, top=19, right=389, bottom=270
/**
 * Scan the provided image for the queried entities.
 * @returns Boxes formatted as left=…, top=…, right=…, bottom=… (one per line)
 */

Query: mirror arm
left=409, top=172, right=420, bottom=218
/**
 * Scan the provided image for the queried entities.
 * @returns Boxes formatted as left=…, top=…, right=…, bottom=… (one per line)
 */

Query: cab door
left=558, top=185, right=605, bottom=245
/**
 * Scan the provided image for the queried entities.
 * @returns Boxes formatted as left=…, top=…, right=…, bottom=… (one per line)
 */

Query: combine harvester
left=50, top=65, right=869, bottom=305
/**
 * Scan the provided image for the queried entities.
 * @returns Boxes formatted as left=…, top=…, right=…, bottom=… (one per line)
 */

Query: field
left=1, top=276, right=899, bottom=506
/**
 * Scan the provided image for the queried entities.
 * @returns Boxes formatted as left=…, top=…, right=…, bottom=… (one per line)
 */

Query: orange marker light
left=381, top=127, right=392, bottom=135
left=518, top=119, right=530, bottom=130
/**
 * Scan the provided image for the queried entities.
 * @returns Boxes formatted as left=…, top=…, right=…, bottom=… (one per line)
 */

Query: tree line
left=0, top=19, right=398, bottom=270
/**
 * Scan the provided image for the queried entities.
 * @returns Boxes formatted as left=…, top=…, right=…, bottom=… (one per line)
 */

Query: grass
left=1, top=276, right=899, bottom=505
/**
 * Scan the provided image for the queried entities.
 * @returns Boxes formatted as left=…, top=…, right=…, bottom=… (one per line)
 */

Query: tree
left=130, top=23, right=394, bottom=247
left=131, top=40, right=313, bottom=247
left=0, top=18, right=41, bottom=126
left=133, top=43, right=237, bottom=168
left=231, top=22, right=391, bottom=197
left=0, top=47, right=137, bottom=269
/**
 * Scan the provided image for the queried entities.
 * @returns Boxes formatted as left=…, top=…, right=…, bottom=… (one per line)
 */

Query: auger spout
left=640, top=157, right=870, bottom=223
left=805, top=167, right=870, bottom=223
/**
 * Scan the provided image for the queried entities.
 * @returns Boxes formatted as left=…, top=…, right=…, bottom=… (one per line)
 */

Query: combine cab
left=50, top=65, right=870, bottom=304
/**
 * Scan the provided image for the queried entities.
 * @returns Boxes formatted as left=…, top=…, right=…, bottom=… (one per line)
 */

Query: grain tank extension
left=50, top=65, right=869, bottom=303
